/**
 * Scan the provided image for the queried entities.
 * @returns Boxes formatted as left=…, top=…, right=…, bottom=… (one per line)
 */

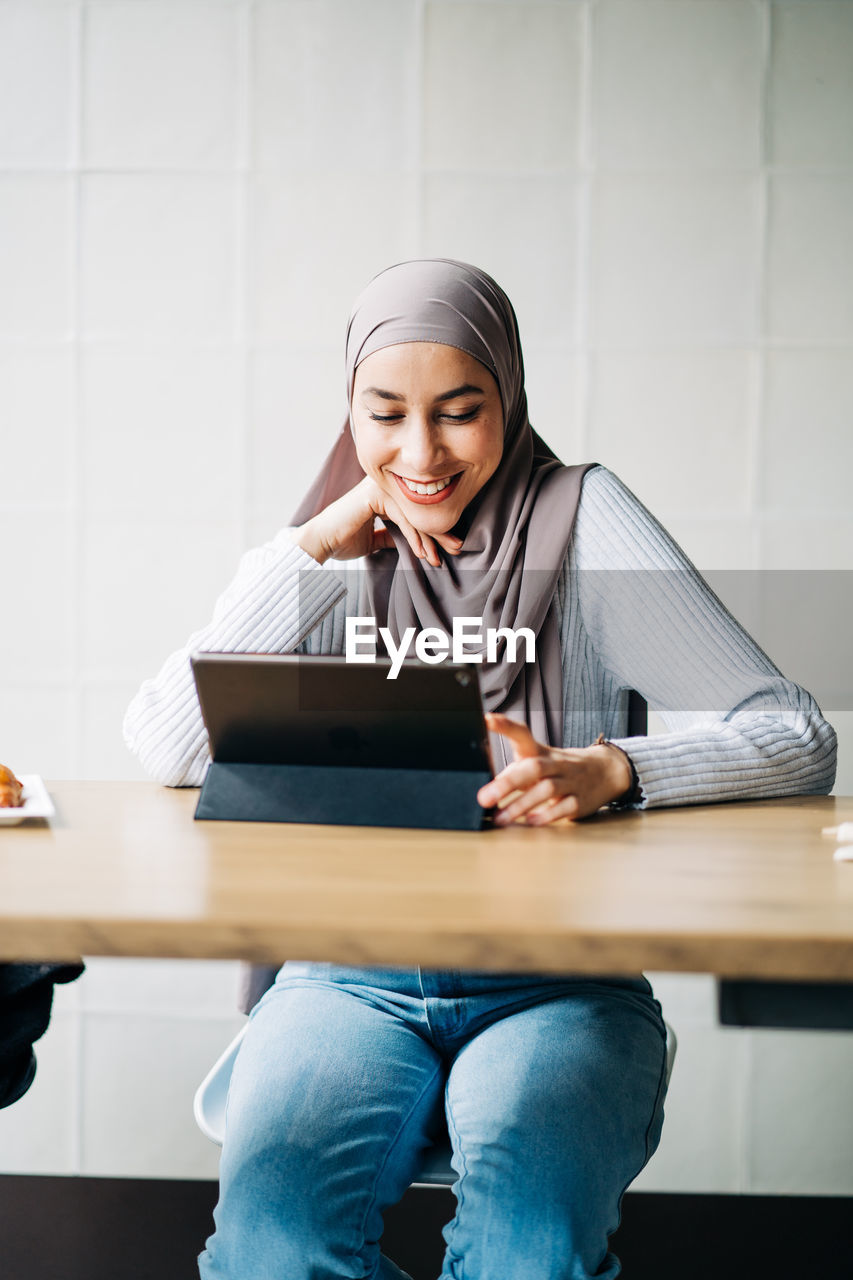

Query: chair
left=194, top=1020, right=677, bottom=1188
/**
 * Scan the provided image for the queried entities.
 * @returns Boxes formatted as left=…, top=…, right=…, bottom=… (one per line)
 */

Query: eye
left=368, top=411, right=404, bottom=423
left=439, top=406, right=481, bottom=423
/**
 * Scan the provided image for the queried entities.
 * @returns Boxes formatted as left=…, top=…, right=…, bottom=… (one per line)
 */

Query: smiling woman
left=294, top=341, right=504, bottom=568
left=353, top=343, right=504, bottom=530
left=123, top=258, right=836, bottom=1280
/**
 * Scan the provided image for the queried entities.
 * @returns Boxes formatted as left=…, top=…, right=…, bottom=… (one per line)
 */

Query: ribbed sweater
left=123, top=467, right=837, bottom=806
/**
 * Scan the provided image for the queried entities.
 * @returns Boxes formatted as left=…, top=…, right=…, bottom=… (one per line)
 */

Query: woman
left=125, top=259, right=836, bottom=1280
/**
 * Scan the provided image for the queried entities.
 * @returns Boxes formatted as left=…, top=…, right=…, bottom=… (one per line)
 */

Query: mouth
left=391, top=471, right=463, bottom=505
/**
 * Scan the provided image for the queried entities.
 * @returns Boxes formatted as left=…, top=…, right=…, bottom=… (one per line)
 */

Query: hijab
left=292, top=258, right=595, bottom=770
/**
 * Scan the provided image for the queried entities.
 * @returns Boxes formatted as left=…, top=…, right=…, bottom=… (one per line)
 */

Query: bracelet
left=593, top=734, right=643, bottom=810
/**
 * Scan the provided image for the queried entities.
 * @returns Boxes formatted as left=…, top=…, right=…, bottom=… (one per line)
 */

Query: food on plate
left=0, top=764, right=24, bottom=808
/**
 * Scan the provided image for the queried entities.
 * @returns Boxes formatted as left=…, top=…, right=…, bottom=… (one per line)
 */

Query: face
left=351, top=342, right=504, bottom=536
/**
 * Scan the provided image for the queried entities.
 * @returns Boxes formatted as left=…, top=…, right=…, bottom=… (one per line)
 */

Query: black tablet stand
left=195, top=760, right=492, bottom=830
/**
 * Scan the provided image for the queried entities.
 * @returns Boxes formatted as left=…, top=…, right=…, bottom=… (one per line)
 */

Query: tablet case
left=191, top=654, right=493, bottom=831
left=194, top=761, right=489, bottom=829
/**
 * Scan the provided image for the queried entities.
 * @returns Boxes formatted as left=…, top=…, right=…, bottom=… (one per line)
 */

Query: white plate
left=0, top=774, right=55, bottom=825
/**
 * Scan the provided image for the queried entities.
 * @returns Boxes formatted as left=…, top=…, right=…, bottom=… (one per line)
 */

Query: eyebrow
left=361, top=382, right=485, bottom=404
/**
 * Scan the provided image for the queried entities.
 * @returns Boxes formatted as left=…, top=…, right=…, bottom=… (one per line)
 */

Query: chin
left=401, top=502, right=462, bottom=535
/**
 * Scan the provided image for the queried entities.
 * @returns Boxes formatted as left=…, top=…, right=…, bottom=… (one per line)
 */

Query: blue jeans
left=199, top=964, right=668, bottom=1280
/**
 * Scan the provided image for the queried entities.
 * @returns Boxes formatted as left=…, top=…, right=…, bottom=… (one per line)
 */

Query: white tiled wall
left=1, top=0, right=851, bottom=1194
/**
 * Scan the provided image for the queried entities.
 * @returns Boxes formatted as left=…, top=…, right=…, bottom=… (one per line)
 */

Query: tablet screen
left=191, top=653, right=493, bottom=775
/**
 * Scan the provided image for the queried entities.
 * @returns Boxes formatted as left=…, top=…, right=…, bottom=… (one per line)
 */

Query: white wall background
left=1, top=0, right=852, bottom=1193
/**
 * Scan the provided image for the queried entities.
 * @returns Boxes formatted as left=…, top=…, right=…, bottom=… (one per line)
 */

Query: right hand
left=293, top=477, right=462, bottom=567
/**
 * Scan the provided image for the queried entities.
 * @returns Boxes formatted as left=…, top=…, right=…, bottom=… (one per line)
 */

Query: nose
left=399, top=416, right=446, bottom=477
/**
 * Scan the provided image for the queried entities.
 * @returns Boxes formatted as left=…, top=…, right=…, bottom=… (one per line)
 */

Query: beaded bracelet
left=593, top=733, right=642, bottom=810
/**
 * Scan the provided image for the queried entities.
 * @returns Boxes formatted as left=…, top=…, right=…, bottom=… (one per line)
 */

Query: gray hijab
left=293, top=259, right=595, bottom=770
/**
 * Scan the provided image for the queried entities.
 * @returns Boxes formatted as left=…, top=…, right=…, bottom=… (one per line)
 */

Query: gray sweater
left=123, top=467, right=837, bottom=806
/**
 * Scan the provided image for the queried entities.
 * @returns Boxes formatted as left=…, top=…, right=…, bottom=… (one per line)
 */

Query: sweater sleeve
left=122, top=531, right=350, bottom=788
left=569, top=467, right=837, bottom=808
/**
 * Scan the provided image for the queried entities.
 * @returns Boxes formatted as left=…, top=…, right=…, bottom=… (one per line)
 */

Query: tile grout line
left=3, top=336, right=853, bottom=356
left=750, top=0, right=773, bottom=569
left=737, top=1030, right=754, bottom=1193
left=413, top=0, right=426, bottom=255
left=69, top=1, right=84, bottom=781
left=1, top=162, right=852, bottom=179
left=69, top=1002, right=247, bottom=1025
left=574, top=0, right=594, bottom=464
left=70, top=1001, right=85, bottom=1173
left=235, top=0, right=252, bottom=554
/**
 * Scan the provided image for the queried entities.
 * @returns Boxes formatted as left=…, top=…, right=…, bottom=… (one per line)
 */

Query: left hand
left=477, top=713, right=632, bottom=826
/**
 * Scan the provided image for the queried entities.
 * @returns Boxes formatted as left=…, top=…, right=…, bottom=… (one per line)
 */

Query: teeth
left=401, top=475, right=454, bottom=496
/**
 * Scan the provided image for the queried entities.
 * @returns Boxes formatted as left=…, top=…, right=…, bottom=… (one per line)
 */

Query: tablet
left=191, top=652, right=493, bottom=772
left=190, top=653, right=495, bottom=829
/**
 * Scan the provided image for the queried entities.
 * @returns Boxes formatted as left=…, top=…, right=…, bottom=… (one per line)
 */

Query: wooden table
left=1, top=783, right=852, bottom=982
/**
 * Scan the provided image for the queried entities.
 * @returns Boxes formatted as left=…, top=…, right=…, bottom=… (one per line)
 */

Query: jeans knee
left=203, top=1143, right=382, bottom=1280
